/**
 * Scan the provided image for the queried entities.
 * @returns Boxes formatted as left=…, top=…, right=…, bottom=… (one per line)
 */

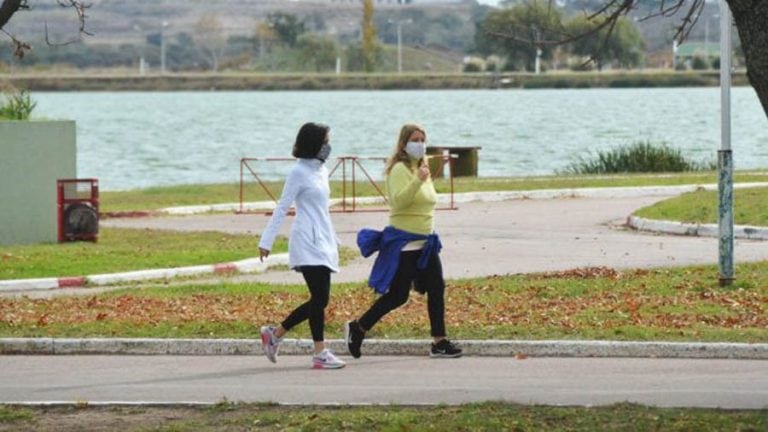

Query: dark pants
left=359, top=250, right=446, bottom=337
left=281, top=265, right=331, bottom=342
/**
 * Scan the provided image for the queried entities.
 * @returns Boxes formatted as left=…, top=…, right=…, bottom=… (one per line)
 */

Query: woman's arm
left=387, top=162, right=423, bottom=211
left=258, top=165, right=302, bottom=255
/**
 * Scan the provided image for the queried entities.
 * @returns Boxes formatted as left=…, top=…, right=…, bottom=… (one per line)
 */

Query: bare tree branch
left=0, top=0, right=27, bottom=29
left=1, top=0, right=92, bottom=58
left=56, top=0, right=93, bottom=37
left=1, top=27, right=30, bottom=58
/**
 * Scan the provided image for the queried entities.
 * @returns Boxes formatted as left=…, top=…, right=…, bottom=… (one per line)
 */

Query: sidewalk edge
left=627, top=216, right=768, bottom=240
left=1, top=338, right=765, bottom=359
left=0, top=254, right=290, bottom=293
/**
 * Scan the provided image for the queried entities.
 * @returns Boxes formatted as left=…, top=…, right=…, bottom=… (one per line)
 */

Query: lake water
left=33, top=87, right=768, bottom=191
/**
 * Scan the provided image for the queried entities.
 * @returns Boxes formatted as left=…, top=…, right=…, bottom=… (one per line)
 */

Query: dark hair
left=292, top=122, right=329, bottom=159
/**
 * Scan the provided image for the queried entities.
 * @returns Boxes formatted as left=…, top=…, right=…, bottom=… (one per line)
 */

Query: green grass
left=0, top=406, right=34, bottom=424
left=634, top=187, right=768, bottom=226
left=0, top=227, right=285, bottom=280
left=2, top=261, right=765, bottom=342
left=99, top=171, right=768, bottom=213
left=0, top=403, right=763, bottom=431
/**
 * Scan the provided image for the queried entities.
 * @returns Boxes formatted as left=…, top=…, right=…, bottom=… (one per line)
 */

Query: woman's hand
left=259, top=247, right=270, bottom=262
left=417, top=160, right=430, bottom=182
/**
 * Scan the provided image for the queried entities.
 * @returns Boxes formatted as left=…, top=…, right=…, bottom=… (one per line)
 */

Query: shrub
left=562, top=141, right=716, bottom=174
left=691, top=56, right=710, bottom=70
left=0, top=89, right=36, bottom=120
left=463, top=58, right=484, bottom=73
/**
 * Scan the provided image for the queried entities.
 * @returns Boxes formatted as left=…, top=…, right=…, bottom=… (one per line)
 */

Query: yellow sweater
left=386, top=160, right=437, bottom=235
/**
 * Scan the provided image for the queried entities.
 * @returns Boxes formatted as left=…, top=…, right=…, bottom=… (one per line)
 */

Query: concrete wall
left=0, top=120, right=77, bottom=246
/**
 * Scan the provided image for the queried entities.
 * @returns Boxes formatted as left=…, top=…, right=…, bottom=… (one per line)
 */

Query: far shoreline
left=0, top=69, right=750, bottom=92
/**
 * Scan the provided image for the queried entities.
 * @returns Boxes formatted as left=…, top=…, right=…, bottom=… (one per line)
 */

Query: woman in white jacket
left=258, top=122, right=345, bottom=370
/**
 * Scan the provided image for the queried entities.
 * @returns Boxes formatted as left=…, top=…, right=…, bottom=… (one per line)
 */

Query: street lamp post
left=531, top=25, right=542, bottom=74
left=390, top=19, right=411, bottom=74
left=160, top=21, right=169, bottom=74
left=133, top=24, right=146, bottom=75
left=717, top=0, right=734, bottom=286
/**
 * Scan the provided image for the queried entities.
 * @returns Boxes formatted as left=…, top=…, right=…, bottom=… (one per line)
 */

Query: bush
left=463, top=58, right=484, bottom=73
left=0, top=88, right=36, bottom=120
left=562, top=141, right=716, bottom=174
left=691, top=56, right=710, bottom=70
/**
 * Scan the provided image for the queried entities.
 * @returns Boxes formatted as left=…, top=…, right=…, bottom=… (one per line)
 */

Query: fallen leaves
left=0, top=267, right=765, bottom=338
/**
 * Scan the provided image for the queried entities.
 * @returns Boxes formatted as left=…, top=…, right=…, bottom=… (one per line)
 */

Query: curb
left=150, top=183, right=768, bottom=216
left=0, top=254, right=290, bottom=293
left=1, top=338, right=766, bottom=359
left=627, top=215, right=768, bottom=240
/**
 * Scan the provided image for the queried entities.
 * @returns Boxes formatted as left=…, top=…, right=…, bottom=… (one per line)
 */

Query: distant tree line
left=474, top=1, right=645, bottom=72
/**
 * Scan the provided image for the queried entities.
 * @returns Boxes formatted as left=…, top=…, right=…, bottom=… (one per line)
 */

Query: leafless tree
left=1, top=0, right=91, bottom=59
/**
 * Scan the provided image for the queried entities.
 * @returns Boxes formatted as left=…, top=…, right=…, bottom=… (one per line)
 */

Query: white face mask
left=404, top=141, right=426, bottom=160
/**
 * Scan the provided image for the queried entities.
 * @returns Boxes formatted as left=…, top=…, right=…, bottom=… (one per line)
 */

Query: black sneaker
left=430, top=339, right=462, bottom=358
left=345, top=320, right=364, bottom=359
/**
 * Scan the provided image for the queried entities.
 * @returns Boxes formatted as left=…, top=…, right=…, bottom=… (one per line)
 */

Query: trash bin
left=427, top=146, right=481, bottom=178
left=57, top=178, right=99, bottom=243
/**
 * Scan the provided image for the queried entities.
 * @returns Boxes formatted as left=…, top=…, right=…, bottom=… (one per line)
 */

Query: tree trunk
left=0, top=0, right=22, bottom=29
left=727, top=0, right=768, bottom=119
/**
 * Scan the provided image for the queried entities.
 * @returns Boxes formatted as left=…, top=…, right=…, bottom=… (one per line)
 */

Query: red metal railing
left=238, top=155, right=457, bottom=215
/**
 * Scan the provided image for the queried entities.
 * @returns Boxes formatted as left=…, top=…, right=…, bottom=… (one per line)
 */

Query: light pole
left=531, top=25, right=542, bottom=74
left=133, top=24, right=146, bottom=75
left=717, top=0, right=733, bottom=286
left=160, top=20, right=169, bottom=74
left=389, top=19, right=411, bottom=74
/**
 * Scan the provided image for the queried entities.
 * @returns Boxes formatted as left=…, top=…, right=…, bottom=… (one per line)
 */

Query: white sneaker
left=312, top=349, right=346, bottom=370
left=260, top=325, right=281, bottom=363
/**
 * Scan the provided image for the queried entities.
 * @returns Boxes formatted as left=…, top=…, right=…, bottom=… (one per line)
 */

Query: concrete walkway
left=100, top=188, right=768, bottom=286
left=3, top=355, right=767, bottom=408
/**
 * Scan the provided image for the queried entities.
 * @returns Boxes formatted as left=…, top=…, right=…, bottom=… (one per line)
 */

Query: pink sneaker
left=312, top=349, right=346, bottom=369
left=260, top=325, right=281, bottom=363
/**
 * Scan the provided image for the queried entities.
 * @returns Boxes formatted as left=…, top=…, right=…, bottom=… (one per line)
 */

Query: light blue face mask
left=316, top=142, right=332, bottom=162
left=405, top=141, right=426, bottom=159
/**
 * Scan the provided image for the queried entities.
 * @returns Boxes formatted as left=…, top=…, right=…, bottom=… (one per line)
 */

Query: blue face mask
left=405, top=141, right=426, bottom=160
left=316, top=142, right=332, bottom=162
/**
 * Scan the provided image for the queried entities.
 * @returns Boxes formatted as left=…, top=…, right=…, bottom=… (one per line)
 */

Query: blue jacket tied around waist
left=357, top=226, right=442, bottom=294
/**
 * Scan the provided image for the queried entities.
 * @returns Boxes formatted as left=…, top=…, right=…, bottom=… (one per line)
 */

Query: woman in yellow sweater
left=345, top=123, right=462, bottom=359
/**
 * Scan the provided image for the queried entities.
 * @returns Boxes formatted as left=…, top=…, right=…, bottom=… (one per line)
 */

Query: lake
left=33, top=87, right=768, bottom=191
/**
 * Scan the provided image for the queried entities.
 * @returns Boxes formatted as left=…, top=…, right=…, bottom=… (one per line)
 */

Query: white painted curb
left=158, top=182, right=768, bottom=215
left=628, top=216, right=768, bottom=240
left=0, top=254, right=290, bottom=293
left=1, top=338, right=766, bottom=359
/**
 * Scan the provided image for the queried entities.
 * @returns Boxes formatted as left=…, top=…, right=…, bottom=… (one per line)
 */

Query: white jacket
left=258, top=158, right=340, bottom=272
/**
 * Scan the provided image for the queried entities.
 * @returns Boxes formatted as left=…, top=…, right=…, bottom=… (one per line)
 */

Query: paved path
left=103, top=194, right=768, bottom=285
left=2, top=355, right=766, bottom=408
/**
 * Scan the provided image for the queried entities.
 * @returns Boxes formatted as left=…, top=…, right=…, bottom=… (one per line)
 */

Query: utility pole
left=160, top=21, right=169, bottom=74
left=717, top=0, right=734, bottom=286
left=389, top=19, right=411, bottom=74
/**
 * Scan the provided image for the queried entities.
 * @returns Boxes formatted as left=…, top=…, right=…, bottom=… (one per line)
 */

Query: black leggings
left=281, top=265, right=331, bottom=342
left=359, top=250, right=446, bottom=337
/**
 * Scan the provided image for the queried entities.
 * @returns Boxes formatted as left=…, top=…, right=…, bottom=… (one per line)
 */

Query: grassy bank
left=1, top=70, right=750, bottom=91
left=99, top=171, right=768, bottom=213
left=0, top=403, right=764, bottom=432
left=0, top=228, right=285, bottom=280
left=2, top=262, right=765, bottom=342
left=634, top=187, right=768, bottom=226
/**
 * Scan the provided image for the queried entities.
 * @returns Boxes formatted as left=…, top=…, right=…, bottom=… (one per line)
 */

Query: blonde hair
left=384, top=123, right=426, bottom=174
